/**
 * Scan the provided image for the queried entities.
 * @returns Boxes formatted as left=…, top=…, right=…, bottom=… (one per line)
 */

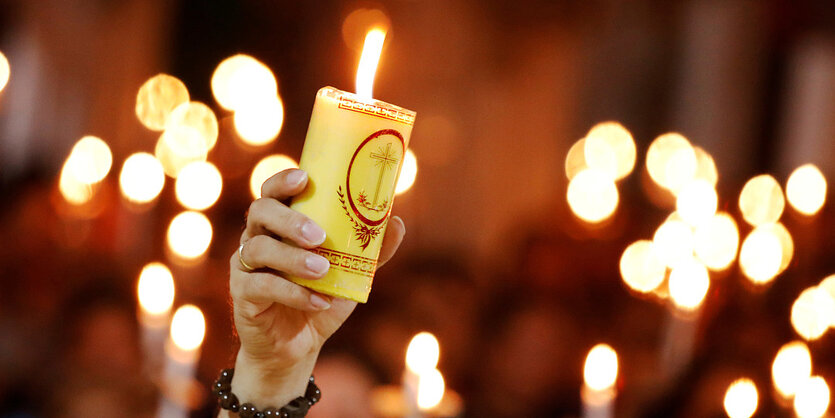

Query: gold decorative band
left=311, top=247, right=377, bottom=277
left=337, top=96, right=415, bottom=126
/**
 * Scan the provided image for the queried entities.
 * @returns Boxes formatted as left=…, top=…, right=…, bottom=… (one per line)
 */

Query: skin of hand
left=220, top=168, right=405, bottom=415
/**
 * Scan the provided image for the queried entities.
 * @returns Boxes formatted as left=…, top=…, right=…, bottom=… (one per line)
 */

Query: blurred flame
left=668, top=257, right=710, bottom=311
left=619, top=240, right=666, bottom=293
left=791, top=286, right=835, bottom=341
left=723, top=378, right=758, bottom=418
left=155, top=125, right=209, bottom=178
left=646, top=133, right=696, bottom=194
left=739, top=226, right=783, bottom=284
left=119, top=152, right=165, bottom=204
left=356, top=28, right=386, bottom=100
left=396, top=149, right=418, bottom=195
left=652, top=218, right=694, bottom=268
left=772, top=341, right=812, bottom=398
left=0, top=50, right=10, bottom=93
left=766, top=222, right=794, bottom=274
left=166, top=211, right=213, bottom=260
left=66, top=136, right=113, bottom=184
left=693, top=146, right=718, bottom=187
left=738, top=175, right=785, bottom=226
left=583, top=344, right=618, bottom=391
left=693, top=212, right=739, bottom=271
left=211, top=54, right=278, bottom=111
left=135, top=74, right=190, bottom=131
left=820, top=275, right=835, bottom=324
left=234, top=96, right=284, bottom=146
left=676, top=179, right=718, bottom=227
left=583, top=121, right=636, bottom=181
left=406, top=332, right=440, bottom=374
left=170, top=305, right=205, bottom=351
left=564, top=138, right=588, bottom=180
left=175, top=161, right=223, bottom=211
left=250, top=155, right=299, bottom=199
left=137, top=262, right=175, bottom=316
left=59, top=160, right=94, bottom=205
left=416, top=369, right=445, bottom=411
left=786, top=164, right=827, bottom=216
left=566, top=168, right=619, bottom=223
left=794, top=376, right=830, bottom=418
left=167, top=101, right=219, bottom=151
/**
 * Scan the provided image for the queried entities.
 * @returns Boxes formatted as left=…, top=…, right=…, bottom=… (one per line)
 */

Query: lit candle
left=136, top=262, right=175, bottom=373
left=286, top=27, right=416, bottom=303
left=159, top=304, right=205, bottom=418
left=582, top=344, right=618, bottom=418
left=404, top=332, right=440, bottom=417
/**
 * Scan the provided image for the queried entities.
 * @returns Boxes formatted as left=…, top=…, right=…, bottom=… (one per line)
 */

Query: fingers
left=230, top=267, right=332, bottom=312
left=377, top=216, right=406, bottom=269
left=244, top=198, right=326, bottom=248
left=261, top=168, right=309, bottom=201
left=239, top=235, right=330, bottom=280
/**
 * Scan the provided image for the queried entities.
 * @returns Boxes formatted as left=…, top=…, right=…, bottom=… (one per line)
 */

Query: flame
left=355, top=28, right=387, bottom=100
left=406, top=332, right=440, bottom=374
left=170, top=304, right=205, bottom=351
left=583, top=344, right=618, bottom=391
left=417, top=368, right=445, bottom=411
left=137, top=262, right=175, bottom=316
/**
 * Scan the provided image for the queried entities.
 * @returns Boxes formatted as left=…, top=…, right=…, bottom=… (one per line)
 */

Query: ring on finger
left=238, top=243, right=256, bottom=272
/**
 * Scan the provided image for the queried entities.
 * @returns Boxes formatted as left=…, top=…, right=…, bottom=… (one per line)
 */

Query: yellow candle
left=287, top=86, right=415, bottom=302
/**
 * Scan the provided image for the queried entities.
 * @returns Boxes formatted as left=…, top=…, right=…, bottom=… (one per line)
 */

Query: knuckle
left=245, top=235, right=270, bottom=263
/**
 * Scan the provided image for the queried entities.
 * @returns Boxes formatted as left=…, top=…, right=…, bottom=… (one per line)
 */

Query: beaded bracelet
left=213, top=368, right=321, bottom=418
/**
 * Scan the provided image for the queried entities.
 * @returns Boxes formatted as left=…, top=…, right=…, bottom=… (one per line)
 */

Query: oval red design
left=345, top=129, right=405, bottom=226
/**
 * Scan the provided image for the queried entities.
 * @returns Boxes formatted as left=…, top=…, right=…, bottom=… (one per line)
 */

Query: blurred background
left=1, top=0, right=834, bottom=417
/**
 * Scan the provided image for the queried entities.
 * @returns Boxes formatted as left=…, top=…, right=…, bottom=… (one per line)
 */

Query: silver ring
left=238, top=243, right=256, bottom=272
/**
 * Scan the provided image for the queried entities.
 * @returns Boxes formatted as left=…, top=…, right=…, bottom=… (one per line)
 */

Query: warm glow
left=59, top=161, right=93, bottom=205
left=355, top=28, right=386, bottom=100
left=787, top=164, right=827, bottom=216
left=772, top=341, right=812, bottom=398
left=135, top=74, right=190, bottom=131
left=0, top=50, right=10, bottom=93
left=211, top=54, right=278, bottom=111
left=821, top=275, right=835, bottom=319
left=794, top=376, right=830, bottom=418
left=396, top=149, right=418, bottom=194
left=652, top=218, right=695, bottom=268
left=739, top=175, right=785, bottom=226
left=646, top=133, right=696, bottom=194
left=166, top=211, right=213, bottom=259
left=566, top=168, right=619, bottom=223
left=170, top=305, right=206, bottom=351
left=416, top=369, right=445, bottom=411
left=739, top=226, right=783, bottom=284
left=693, top=146, right=718, bottom=187
left=167, top=101, right=219, bottom=150
left=723, top=378, right=758, bottom=418
left=693, top=212, right=739, bottom=271
left=175, top=161, right=223, bottom=211
left=137, top=262, right=175, bottom=315
left=583, top=344, right=618, bottom=391
left=564, top=138, right=588, bottom=180
left=676, top=179, right=718, bottom=226
left=406, top=332, right=440, bottom=374
left=155, top=125, right=209, bottom=178
left=791, top=287, right=835, bottom=341
left=66, top=136, right=113, bottom=184
left=583, top=121, right=636, bottom=181
left=250, top=154, right=299, bottom=199
left=766, top=222, right=794, bottom=274
left=619, top=240, right=666, bottom=293
left=668, top=257, right=710, bottom=311
left=119, top=152, right=165, bottom=204
left=234, top=96, right=284, bottom=146
left=342, top=9, right=391, bottom=51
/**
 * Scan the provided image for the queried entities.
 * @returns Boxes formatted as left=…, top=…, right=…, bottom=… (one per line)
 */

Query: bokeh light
left=250, top=154, right=299, bottom=199
left=170, top=304, right=206, bottom=351
left=175, top=161, right=223, bottom=211
left=233, top=96, right=284, bottom=146
left=693, top=212, right=739, bottom=271
left=583, top=344, right=618, bottom=391
left=167, top=101, right=219, bottom=150
left=791, top=286, right=835, bottom=341
left=786, top=164, right=827, bottom=216
left=583, top=121, right=635, bottom=181
left=772, top=341, right=812, bottom=398
left=738, top=175, right=785, bottom=226
left=135, top=74, right=189, bottom=131
left=406, top=332, right=440, bottom=374
left=136, top=262, right=175, bottom=315
left=794, top=376, right=830, bottom=418
left=211, top=54, right=278, bottom=111
left=668, top=257, right=710, bottom=311
left=767, top=222, right=794, bottom=274
left=342, top=8, right=391, bottom=51
left=66, top=136, right=113, bottom=184
left=155, top=125, right=209, bottom=178
left=675, top=179, right=718, bottom=227
left=59, top=160, right=93, bottom=205
left=693, top=146, right=718, bottom=187
left=166, top=211, right=213, bottom=260
left=119, top=152, right=165, bottom=204
left=564, top=138, right=588, bottom=181
left=396, top=149, right=418, bottom=195
left=820, top=275, right=835, bottom=315
left=566, top=168, right=619, bottom=223
left=356, top=28, right=387, bottom=100
left=619, top=240, right=666, bottom=293
left=739, top=226, right=783, bottom=284
left=646, top=132, right=696, bottom=194
left=652, top=218, right=694, bottom=268
left=0, top=50, right=10, bottom=93
left=416, top=369, right=445, bottom=411
left=723, top=378, right=758, bottom=418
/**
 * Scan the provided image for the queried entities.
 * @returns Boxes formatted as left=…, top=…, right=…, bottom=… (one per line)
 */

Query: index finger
left=260, top=168, right=308, bottom=201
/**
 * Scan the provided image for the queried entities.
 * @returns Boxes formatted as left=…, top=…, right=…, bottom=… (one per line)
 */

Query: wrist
left=228, top=349, right=320, bottom=410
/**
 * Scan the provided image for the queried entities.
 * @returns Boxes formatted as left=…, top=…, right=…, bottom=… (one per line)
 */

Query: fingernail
left=286, top=170, right=306, bottom=186
left=310, top=293, right=331, bottom=310
left=392, top=216, right=405, bottom=233
left=305, top=253, right=330, bottom=275
left=301, top=220, right=326, bottom=245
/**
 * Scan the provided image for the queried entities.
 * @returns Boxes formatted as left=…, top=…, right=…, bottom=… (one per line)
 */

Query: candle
left=136, top=262, right=176, bottom=374
left=404, top=332, right=440, bottom=417
left=159, top=304, right=205, bottom=418
left=286, top=27, right=416, bottom=303
left=582, top=344, right=618, bottom=418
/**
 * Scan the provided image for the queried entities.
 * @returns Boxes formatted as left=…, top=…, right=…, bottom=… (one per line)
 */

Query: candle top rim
left=317, top=86, right=416, bottom=118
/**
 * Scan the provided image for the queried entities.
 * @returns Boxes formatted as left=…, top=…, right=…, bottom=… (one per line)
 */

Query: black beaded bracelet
left=212, top=368, right=321, bottom=418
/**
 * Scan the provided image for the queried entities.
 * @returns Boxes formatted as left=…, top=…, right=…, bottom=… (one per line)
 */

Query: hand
left=224, top=168, right=405, bottom=412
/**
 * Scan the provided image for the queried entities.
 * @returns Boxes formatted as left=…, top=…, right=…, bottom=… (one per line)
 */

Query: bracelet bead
left=240, top=403, right=256, bottom=418
left=213, top=368, right=319, bottom=418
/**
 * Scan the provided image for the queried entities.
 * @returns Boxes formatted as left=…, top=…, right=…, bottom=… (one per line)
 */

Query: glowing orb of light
left=396, top=149, right=418, bottom=195
left=66, top=136, right=113, bottom=184
left=723, top=378, right=758, bottom=418
left=584, top=121, right=636, bottom=181
left=566, top=168, right=619, bottom=223
left=119, top=152, right=165, bottom=204
left=166, top=211, right=213, bottom=260
left=646, top=133, right=696, bottom=194
left=342, top=8, right=391, bottom=51
left=668, top=257, right=710, bottom=311
left=211, top=54, right=278, bottom=112
left=652, top=219, right=694, bottom=268
left=793, top=376, right=830, bottom=418
left=583, top=344, right=618, bottom=391
left=619, top=240, right=667, bottom=293
left=233, top=96, right=284, bottom=146
left=135, top=74, right=190, bottom=131
left=59, top=161, right=93, bottom=205
left=565, top=138, right=588, bottom=181
left=136, top=262, right=175, bottom=315
left=249, top=154, right=299, bottom=199
left=772, top=341, right=812, bottom=398
left=175, top=161, right=222, bottom=211
left=155, top=126, right=209, bottom=178
left=166, top=101, right=219, bottom=150
left=693, top=146, right=718, bottom=187
left=170, top=304, right=205, bottom=351
left=0, top=50, right=10, bottom=93
left=693, top=212, right=739, bottom=271
left=820, top=275, right=835, bottom=319
left=406, top=332, right=440, bottom=374
left=786, top=164, right=827, bottom=216
left=791, top=286, right=835, bottom=341
left=739, top=174, right=785, bottom=227
left=416, top=369, right=445, bottom=411
left=764, top=222, right=794, bottom=274
left=739, top=226, right=783, bottom=284
left=675, top=179, right=718, bottom=227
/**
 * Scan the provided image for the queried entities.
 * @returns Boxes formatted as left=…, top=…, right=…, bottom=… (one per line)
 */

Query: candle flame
left=355, top=28, right=386, bottom=100
left=406, top=332, right=440, bottom=374
left=170, top=304, right=205, bottom=351
left=583, top=344, right=618, bottom=391
left=417, top=368, right=445, bottom=411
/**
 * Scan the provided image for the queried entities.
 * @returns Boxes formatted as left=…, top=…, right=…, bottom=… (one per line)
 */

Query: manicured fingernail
left=286, top=170, right=306, bottom=186
left=301, top=220, right=326, bottom=245
left=310, top=293, right=331, bottom=310
left=392, top=215, right=405, bottom=233
left=305, top=253, right=330, bottom=275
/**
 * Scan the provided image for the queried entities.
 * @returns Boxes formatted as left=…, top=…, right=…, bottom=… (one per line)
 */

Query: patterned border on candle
left=338, top=96, right=416, bottom=126
left=311, top=247, right=378, bottom=277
